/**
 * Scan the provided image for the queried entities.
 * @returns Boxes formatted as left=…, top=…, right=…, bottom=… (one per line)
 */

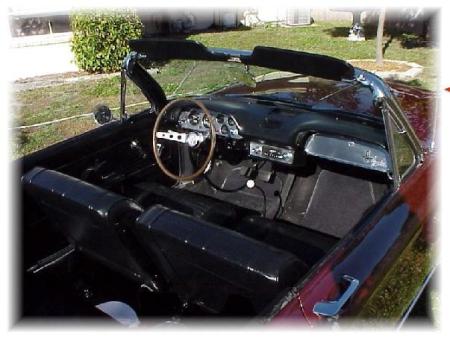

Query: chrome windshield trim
left=355, top=68, right=424, bottom=186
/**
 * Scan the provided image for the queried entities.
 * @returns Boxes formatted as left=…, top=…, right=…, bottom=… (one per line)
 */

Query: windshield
left=146, top=60, right=379, bottom=117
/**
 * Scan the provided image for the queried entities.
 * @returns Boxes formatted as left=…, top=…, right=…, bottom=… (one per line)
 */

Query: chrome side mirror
left=93, top=104, right=112, bottom=125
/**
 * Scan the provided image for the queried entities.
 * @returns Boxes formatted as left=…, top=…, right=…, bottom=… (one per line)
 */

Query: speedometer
left=188, top=112, right=200, bottom=125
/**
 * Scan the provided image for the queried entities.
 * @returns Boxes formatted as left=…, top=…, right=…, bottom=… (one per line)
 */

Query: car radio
left=249, top=141, right=295, bottom=165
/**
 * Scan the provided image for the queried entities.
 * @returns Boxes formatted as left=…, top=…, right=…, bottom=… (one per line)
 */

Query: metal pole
left=376, top=8, right=386, bottom=66
left=120, top=68, right=127, bottom=122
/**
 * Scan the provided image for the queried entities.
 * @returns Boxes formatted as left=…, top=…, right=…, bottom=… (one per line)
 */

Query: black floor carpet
left=281, top=169, right=386, bottom=238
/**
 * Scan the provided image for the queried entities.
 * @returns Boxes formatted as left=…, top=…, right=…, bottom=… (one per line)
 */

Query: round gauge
left=227, top=117, right=235, bottom=127
left=188, top=112, right=200, bottom=125
left=216, top=114, right=225, bottom=124
left=220, top=124, right=229, bottom=135
left=202, top=115, right=210, bottom=128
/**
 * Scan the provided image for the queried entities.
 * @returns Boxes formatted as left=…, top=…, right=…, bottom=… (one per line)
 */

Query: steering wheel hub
left=186, top=132, right=205, bottom=148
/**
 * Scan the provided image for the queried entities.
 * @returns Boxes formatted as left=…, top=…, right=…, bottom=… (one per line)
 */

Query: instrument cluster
left=178, top=109, right=242, bottom=139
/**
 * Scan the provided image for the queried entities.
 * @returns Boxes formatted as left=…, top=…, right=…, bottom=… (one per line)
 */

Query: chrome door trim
left=313, top=275, right=360, bottom=319
left=397, top=265, right=437, bottom=329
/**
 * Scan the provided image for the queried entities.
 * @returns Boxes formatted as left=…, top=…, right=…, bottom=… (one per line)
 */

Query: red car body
left=17, top=40, right=437, bottom=326
left=273, top=82, right=437, bottom=325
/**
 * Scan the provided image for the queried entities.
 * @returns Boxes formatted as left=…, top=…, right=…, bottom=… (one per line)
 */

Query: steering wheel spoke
left=156, top=130, right=188, bottom=144
left=156, top=130, right=209, bottom=148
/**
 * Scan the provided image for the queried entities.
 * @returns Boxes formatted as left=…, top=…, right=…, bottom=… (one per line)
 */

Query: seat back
left=133, top=205, right=308, bottom=314
left=22, top=167, right=150, bottom=283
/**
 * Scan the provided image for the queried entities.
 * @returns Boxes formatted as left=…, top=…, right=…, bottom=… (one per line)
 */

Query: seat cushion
left=133, top=205, right=308, bottom=313
left=22, top=167, right=149, bottom=282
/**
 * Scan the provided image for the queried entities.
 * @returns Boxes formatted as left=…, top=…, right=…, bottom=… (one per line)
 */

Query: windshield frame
left=121, top=42, right=424, bottom=188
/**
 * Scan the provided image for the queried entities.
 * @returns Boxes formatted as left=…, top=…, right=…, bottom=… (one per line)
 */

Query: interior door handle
left=313, top=275, right=359, bottom=318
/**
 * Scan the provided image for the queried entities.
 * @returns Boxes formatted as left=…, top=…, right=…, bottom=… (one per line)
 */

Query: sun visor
left=245, top=46, right=355, bottom=81
left=129, top=39, right=229, bottom=62
left=129, top=39, right=355, bottom=81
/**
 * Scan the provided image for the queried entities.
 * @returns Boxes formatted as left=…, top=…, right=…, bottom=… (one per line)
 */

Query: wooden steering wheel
left=152, top=98, right=216, bottom=182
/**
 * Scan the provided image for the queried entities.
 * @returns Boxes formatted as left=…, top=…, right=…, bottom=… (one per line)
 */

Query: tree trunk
left=376, top=8, right=386, bottom=66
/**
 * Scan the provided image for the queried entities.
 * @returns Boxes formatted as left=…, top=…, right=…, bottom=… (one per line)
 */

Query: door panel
left=273, top=155, right=435, bottom=326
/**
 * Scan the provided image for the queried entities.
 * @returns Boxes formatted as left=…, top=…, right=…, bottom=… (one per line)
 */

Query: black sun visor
left=129, top=39, right=355, bottom=82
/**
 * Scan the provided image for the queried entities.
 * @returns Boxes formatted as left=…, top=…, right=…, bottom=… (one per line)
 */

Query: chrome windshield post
left=355, top=68, right=424, bottom=187
left=380, top=101, right=401, bottom=188
left=120, top=51, right=141, bottom=122
left=120, top=67, right=128, bottom=122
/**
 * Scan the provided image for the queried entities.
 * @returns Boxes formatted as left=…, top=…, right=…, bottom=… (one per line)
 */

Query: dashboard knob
left=246, top=179, right=255, bottom=189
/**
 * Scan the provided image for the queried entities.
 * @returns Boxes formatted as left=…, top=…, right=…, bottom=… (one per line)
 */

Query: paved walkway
left=13, top=72, right=119, bottom=92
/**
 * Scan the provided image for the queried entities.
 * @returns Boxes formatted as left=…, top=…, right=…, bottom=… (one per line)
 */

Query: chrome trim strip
left=385, top=97, right=424, bottom=163
left=396, top=265, right=437, bottom=329
left=382, top=104, right=401, bottom=187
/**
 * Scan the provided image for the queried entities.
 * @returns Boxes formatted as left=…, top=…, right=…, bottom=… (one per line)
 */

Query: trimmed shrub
left=71, top=10, right=143, bottom=73
left=399, top=33, right=428, bottom=49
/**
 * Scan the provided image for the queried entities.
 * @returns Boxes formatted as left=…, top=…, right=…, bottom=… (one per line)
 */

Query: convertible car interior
left=19, top=40, right=396, bottom=323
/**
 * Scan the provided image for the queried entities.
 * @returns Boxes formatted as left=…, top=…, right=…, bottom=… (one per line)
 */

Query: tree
left=376, top=8, right=386, bottom=66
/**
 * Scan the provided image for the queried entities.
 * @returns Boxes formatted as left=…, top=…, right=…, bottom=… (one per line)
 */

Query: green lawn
left=12, top=21, right=438, bottom=158
left=192, top=22, right=437, bottom=91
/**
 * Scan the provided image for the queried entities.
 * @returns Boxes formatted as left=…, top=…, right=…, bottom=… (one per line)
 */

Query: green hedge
left=71, top=10, right=143, bottom=73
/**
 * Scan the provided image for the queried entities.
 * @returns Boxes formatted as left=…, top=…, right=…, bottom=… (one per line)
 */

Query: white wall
left=311, top=9, right=353, bottom=22
left=241, top=7, right=354, bottom=26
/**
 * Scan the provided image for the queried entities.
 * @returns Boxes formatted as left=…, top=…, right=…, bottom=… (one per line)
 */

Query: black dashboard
left=172, top=95, right=390, bottom=172
left=194, top=96, right=386, bottom=147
